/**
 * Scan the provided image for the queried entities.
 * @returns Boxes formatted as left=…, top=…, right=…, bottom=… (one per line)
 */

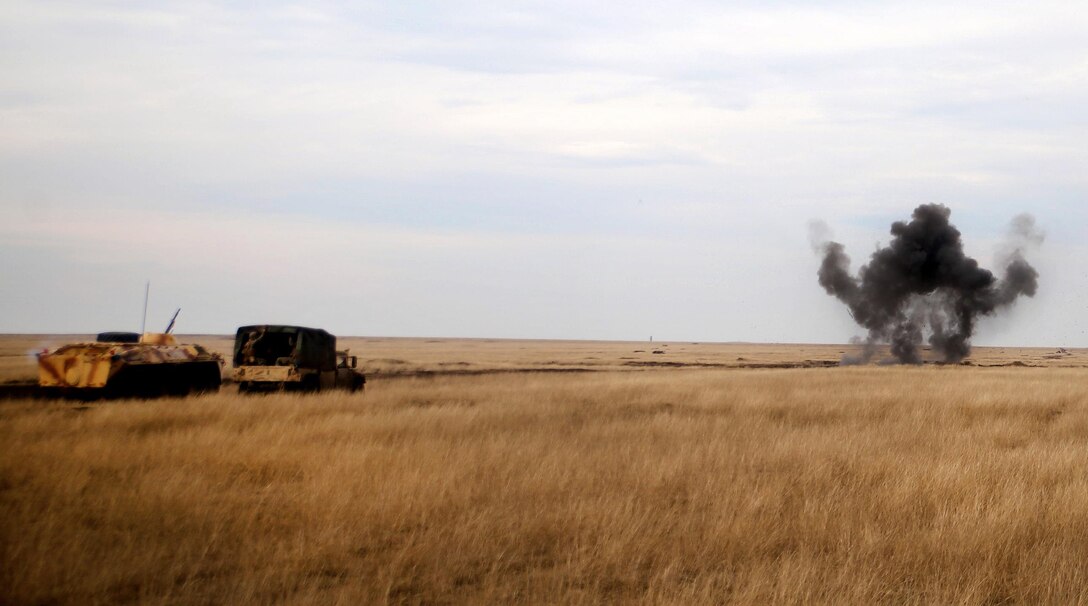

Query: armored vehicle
left=232, top=325, right=365, bottom=393
left=37, top=315, right=224, bottom=398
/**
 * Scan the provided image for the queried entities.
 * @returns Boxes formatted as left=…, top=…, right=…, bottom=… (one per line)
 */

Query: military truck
left=232, top=325, right=365, bottom=393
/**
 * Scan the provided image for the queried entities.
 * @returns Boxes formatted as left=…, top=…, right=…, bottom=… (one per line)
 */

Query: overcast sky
left=1, top=1, right=1086, bottom=346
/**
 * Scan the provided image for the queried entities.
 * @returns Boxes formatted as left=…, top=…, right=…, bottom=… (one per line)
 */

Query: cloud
left=0, top=0, right=1085, bottom=343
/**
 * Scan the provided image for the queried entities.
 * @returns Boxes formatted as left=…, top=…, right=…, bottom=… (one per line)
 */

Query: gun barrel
left=164, top=308, right=181, bottom=334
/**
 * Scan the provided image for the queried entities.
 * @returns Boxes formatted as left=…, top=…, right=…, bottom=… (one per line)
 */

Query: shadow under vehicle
left=232, top=325, right=365, bottom=393
left=37, top=317, right=224, bottom=399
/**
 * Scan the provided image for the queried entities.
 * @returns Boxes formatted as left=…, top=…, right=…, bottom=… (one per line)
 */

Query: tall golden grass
left=2, top=366, right=1088, bottom=604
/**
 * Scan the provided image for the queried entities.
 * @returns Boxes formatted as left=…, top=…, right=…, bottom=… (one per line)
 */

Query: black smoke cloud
left=814, top=204, right=1042, bottom=364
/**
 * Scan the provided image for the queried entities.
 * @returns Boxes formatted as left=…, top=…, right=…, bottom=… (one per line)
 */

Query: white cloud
left=0, top=0, right=1084, bottom=343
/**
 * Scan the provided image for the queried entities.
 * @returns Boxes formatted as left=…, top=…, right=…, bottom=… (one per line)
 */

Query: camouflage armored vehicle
left=232, top=325, right=365, bottom=393
left=37, top=313, right=224, bottom=398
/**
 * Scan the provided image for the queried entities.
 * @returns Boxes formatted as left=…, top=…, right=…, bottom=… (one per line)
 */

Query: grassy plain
left=2, top=337, right=1087, bottom=604
left=1, top=334, right=1081, bottom=383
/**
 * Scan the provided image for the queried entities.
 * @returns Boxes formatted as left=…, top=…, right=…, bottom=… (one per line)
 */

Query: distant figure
left=242, top=330, right=264, bottom=364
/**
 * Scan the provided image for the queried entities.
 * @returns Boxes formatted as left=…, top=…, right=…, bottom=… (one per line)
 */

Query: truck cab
left=336, top=350, right=366, bottom=391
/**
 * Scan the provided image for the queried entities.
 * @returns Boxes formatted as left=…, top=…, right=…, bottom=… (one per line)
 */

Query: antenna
left=140, top=281, right=150, bottom=334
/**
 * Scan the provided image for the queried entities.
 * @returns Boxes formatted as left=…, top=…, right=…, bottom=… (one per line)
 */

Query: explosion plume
left=814, top=204, right=1042, bottom=364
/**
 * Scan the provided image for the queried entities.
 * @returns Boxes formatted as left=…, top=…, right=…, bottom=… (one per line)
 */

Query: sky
left=1, top=0, right=1086, bottom=346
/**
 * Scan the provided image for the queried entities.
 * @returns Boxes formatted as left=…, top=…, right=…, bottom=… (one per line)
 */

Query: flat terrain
left=2, top=335, right=1082, bottom=384
left=2, top=336, right=1088, bottom=604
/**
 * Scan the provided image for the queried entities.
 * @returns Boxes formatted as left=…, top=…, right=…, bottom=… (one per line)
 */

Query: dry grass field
left=2, top=337, right=1088, bottom=604
left=1, top=335, right=1081, bottom=384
